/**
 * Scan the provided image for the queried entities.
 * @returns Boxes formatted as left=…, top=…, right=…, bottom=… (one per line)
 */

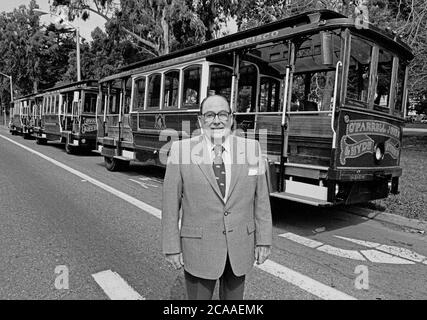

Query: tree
left=51, top=0, right=206, bottom=56
left=190, top=0, right=240, bottom=40
left=0, top=0, right=74, bottom=104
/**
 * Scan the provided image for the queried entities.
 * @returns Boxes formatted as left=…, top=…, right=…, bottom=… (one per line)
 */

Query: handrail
left=331, top=60, right=342, bottom=149
left=279, top=66, right=291, bottom=192
left=281, top=66, right=291, bottom=127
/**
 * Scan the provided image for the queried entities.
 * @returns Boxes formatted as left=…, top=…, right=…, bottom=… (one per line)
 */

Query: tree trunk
left=160, top=5, right=170, bottom=55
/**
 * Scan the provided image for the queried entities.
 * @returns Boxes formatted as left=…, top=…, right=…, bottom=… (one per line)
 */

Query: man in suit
left=162, top=95, right=272, bottom=300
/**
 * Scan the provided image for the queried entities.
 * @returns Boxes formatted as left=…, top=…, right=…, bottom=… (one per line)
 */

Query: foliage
left=0, top=0, right=74, bottom=104
left=51, top=0, right=207, bottom=56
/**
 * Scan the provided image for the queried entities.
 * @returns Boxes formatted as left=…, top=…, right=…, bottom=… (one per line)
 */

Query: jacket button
left=222, top=230, right=226, bottom=235
left=224, top=211, right=230, bottom=216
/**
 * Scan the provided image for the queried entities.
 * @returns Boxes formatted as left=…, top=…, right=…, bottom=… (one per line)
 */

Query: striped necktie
left=212, top=145, right=226, bottom=198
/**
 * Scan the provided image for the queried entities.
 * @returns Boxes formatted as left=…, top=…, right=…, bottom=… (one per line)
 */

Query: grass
left=364, top=133, right=427, bottom=221
left=404, top=122, right=427, bottom=129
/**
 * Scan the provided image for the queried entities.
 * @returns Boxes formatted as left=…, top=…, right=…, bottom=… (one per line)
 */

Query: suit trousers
left=184, top=255, right=246, bottom=300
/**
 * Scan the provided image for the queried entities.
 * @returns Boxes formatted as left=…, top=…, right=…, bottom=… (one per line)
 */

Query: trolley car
left=34, top=80, right=99, bottom=153
left=10, top=93, right=37, bottom=138
left=97, top=9, right=413, bottom=206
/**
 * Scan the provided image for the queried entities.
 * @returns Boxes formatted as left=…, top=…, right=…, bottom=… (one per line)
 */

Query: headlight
left=81, top=138, right=86, bottom=144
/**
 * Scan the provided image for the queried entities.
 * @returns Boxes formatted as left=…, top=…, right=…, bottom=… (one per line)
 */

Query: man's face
left=199, top=96, right=232, bottom=142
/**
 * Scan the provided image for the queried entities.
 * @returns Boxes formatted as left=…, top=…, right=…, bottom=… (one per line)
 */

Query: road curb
left=344, top=206, right=427, bottom=234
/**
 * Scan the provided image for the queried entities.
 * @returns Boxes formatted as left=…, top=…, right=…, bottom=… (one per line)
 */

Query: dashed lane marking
left=279, top=232, right=423, bottom=265
left=335, top=235, right=426, bottom=263
left=0, top=134, right=356, bottom=300
left=92, top=270, right=145, bottom=300
left=317, top=245, right=366, bottom=261
left=257, top=260, right=356, bottom=300
left=129, top=178, right=159, bottom=189
left=279, top=232, right=323, bottom=248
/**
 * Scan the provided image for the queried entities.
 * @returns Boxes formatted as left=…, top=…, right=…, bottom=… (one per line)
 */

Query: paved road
left=0, top=126, right=426, bottom=300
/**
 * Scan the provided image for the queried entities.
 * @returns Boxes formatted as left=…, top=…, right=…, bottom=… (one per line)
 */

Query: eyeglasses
left=202, top=111, right=230, bottom=122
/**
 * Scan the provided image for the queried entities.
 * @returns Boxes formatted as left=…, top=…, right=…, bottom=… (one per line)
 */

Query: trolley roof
left=100, top=9, right=413, bottom=83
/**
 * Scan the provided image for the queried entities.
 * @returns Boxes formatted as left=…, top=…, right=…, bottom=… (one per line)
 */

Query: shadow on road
left=270, top=197, right=370, bottom=236
left=45, top=142, right=101, bottom=157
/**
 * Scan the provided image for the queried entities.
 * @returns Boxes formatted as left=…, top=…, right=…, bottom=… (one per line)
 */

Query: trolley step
left=270, top=192, right=333, bottom=207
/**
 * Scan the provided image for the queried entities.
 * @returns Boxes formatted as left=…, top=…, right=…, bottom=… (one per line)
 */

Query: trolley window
left=48, top=96, right=53, bottom=114
left=65, top=92, right=74, bottom=114
left=236, top=62, right=257, bottom=113
left=124, top=78, right=132, bottom=114
left=259, top=77, right=280, bottom=112
left=147, top=73, right=161, bottom=109
left=83, top=92, right=97, bottom=113
left=347, top=37, right=374, bottom=104
left=292, top=32, right=342, bottom=111
left=209, top=65, right=232, bottom=103
left=245, top=40, right=288, bottom=112
left=99, top=84, right=108, bottom=114
left=55, top=95, right=60, bottom=114
left=395, top=60, right=407, bottom=112
left=182, top=65, right=201, bottom=109
left=109, top=80, right=122, bottom=114
left=133, top=77, right=146, bottom=111
left=163, top=70, right=179, bottom=109
left=374, top=48, right=393, bottom=109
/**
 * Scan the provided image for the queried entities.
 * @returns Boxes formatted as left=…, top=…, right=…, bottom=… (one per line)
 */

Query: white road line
left=279, top=232, right=323, bottom=248
left=130, top=178, right=158, bottom=188
left=257, top=260, right=356, bottom=300
left=336, top=236, right=426, bottom=263
left=376, top=245, right=426, bottom=263
left=317, top=245, right=366, bottom=261
left=129, top=178, right=149, bottom=189
left=334, top=235, right=380, bottom=248
left=92, top=270, right=145, bottom=300
left=360, top=250, right=415, bottom=265
left=0, top=134, right=356, bottom=300
left=0, top=134, right=162, bottom=219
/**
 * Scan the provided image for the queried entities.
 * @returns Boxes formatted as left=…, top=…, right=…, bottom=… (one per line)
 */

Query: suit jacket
left=161, top=134, right=272, bottom=280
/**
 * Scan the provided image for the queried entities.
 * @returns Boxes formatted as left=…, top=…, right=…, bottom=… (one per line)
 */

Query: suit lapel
left=192, top=137, right=224, bottom=202
left=226, top=136, right=246, bottom=203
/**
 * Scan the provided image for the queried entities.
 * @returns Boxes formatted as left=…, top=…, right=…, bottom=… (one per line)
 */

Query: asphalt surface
left=0, top=126, right=426, bottom=300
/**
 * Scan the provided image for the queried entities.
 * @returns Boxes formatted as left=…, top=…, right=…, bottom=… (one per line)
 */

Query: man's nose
left=212, top=115, right=221, bottom=124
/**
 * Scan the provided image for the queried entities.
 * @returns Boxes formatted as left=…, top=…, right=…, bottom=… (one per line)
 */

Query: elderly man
left=162, top=95, right=272, bottom=300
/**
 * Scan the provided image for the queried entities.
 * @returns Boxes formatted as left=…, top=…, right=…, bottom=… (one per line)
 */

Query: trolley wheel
left=104, top=156, right=129, bottom=172
left=11, top=130, right=15, bottom=135
left=23, top=133, right=30, bottom=140
left=65, top=140, right=74, bottom=154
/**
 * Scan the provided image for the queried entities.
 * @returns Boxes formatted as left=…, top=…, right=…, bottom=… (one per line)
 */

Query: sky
left=0, top=0, right=238, bottom=42
left=0, top=0, right=106, bottom=41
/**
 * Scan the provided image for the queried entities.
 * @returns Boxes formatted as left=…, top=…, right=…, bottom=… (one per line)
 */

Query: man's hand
left=165, top=253, right=184, bottom=270
left=255, top=245, right=271, bottom=265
